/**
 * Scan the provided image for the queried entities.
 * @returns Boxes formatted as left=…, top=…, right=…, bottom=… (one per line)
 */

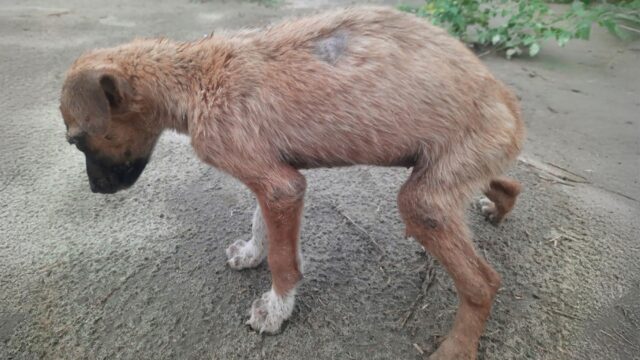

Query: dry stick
left=518, top=157, right=589, bottom=184
left=612, top=328, right=640, bottom=350
left=545, top=235, right=562, bottom=247
left=520, top=157, right=639, bottom=201
left=543, top=162, right=589, bottom=183
left=401, top=294, right=425, bottom=328
left=560, top=227, right=584, bottom=240
left=560, top=233, right=581, bottom=242
left=98, top=286, right=120, bottom=305
left=600, top=329, right=619, bottom=343
left=542, top=163, right=638, bottom=202
left=547, top=308, right=580, bottom=321
left=546, top=227, right=583, bottom=247
left=330, top=202, right=385, bottom=254
left=536, top=174, right=575, bottom=187
left=47, top=10, right=71, bottom=17
left=478, top=44, right=510, bottom=58
left=477, top=49, right=494, bottom=57
left=601, top=188, right=639, bottom=203
left=401, top=266, right=437, bottom=328
left=619, top=24, right=640, bottom=35
left=97, top=270, right=138, bottom=306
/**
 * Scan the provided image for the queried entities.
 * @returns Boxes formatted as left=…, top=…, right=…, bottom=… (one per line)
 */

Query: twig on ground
left=602, top=188, right=638, bottom=202
left=518, top=156, right=589, bottom=185
left=329, top=202, right=384, bottom=254
left=619, top=24, right=640, bottom=34
left=477, top=49, right=493, bottom=57
left=47, top=11, right=71, bottom=17
left=612, top=328, right=639, bottom=350
left=544, top=162, right=589, bottom=183
left=413, top=343, right=425, bottom=355
left=400, top=265, right=437, bottom=328
left=401, top=294, right=425, bottom=328
left=600, top=329, right=618, bottom=342
left=598, top=328, right=640, bottom=352
left=546, top=227, right=583, bottom=247
left=96, top=270, right=138, bottom=306
left=536, top=174, right=575, bottom=187
left=520, top=156, right=638, bottom=202
left=98, top=287, right=119, bottom=305
left=545, top=235, right=562, bottom=247
left=547, top=308, right=580, bottom=320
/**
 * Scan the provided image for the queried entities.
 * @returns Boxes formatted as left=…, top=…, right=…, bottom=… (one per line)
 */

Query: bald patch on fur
left=313, top=31, right=348, bottom=65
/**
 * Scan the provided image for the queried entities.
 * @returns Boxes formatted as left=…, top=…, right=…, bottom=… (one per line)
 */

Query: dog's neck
left=115, top=37, right=251, bottom=136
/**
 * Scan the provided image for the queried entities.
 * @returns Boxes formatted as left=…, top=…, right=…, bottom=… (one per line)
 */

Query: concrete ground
left=0, top=0, right=638, bottom=359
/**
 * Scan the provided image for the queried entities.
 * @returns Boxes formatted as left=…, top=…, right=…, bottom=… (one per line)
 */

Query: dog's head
left=60, top=66, right=161, bottom=194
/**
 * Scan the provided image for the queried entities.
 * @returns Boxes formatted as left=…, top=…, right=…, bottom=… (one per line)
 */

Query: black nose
left=89, top=176, right=119, bottom=194
left=85, top=157, right=148, bottom=194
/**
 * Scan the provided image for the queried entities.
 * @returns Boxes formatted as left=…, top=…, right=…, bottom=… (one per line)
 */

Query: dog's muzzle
left=86, top=156, right=148, bottom=194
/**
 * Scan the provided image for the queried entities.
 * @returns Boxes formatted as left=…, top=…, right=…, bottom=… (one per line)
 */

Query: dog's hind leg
left=477, top=176, right=521, bottom=225
left=398, top=166, right=500, bottom=360
left=244, top=165, right=306, bottom=334
left=226, top=204, right=268, bottom=270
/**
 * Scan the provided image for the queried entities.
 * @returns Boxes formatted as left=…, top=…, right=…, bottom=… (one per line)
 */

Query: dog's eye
left=67, top=130, right=86, bottom=146
left=104, top=134, right=113, bottom=141
left=67, top=133, right=88, bottom=152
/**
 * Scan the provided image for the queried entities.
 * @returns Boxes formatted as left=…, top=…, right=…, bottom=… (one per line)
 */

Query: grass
left=399, top=0, right=640, bottom=58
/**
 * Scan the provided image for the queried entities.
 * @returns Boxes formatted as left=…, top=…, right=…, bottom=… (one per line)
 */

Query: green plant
left=399, top=0, right=640, bottom=58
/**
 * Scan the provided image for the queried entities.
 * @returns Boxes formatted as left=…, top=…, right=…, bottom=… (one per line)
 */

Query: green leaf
left=557, top=32, right=572, bottom=46
left=506, top=47, right=519, bottom=59
left=523, top=36, right=536, bottom=46
left=600, top=19, right=623, bottom=38
left=575, top=22, right=592, bottom=40
left=398, top=0, right=630, bottom=55
left=396, top=4, right=414, bottom=12
left=529, top=43, right=541, bottom=57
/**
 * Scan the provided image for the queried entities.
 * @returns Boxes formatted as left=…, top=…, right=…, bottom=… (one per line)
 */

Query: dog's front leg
left=244, top=166, right=306, bottom=333
left=226, top=204, right=268, bottom=269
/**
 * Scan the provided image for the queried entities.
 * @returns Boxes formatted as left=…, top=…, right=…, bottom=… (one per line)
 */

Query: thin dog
left=59, top=7, right=524, bottom=359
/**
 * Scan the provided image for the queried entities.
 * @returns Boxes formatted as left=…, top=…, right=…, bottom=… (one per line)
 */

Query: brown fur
left=483, top=177, right=522, bottom=224
left=59, top=7, right=525, bottom=359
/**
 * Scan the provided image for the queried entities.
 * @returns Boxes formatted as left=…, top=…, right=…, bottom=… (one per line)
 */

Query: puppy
left=59, top=7, right=524, bottom=359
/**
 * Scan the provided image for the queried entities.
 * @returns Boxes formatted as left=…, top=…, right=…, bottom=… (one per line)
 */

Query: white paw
left=225, top=239, right=265, bottom=270
left=246, top=288, right=295, bottom=334
left=477, top=197, right=497, bottom=222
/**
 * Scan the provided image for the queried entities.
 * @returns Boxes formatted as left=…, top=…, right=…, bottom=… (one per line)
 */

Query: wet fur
left=60, top=7, right=525, bottom=359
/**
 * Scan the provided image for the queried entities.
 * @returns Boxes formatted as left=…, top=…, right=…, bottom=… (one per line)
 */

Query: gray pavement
left=1, top=1, right=639, bottom=359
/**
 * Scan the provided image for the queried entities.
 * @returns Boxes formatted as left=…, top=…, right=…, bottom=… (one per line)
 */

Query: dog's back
left=202, top=7, right=525, bottom=190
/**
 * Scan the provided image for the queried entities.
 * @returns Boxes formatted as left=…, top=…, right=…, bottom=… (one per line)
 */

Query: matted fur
left=60, top=7, right=525, bottom=359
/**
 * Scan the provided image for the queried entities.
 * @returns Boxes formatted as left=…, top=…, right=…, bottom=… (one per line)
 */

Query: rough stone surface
left=1, top=1, right=638, bottom=359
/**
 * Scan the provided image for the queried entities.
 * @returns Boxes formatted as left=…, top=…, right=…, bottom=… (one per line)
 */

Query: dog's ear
left=62, top=69, right=130, bottom=135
